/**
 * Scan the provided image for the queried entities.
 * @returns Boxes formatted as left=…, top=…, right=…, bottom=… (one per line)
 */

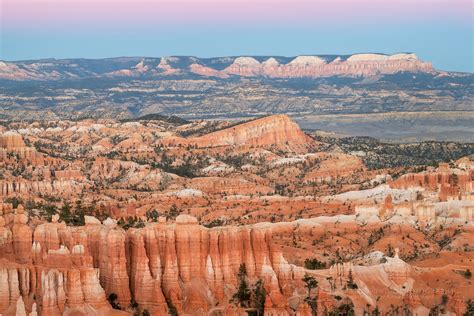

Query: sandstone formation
left=161, top=115, right=315, bottom=152
left=0, top=131, right=43, bottom=162
left=0, top=54, right=435, bottom=81
left=221, top=53, right=433, bottom=78
left=0, top=132, right=26, bottom=149
left=390, top=163, right=473, bottom=201
left=0, top=210, right=472, bottom=315
left=0, top=118, right=472, bottom=315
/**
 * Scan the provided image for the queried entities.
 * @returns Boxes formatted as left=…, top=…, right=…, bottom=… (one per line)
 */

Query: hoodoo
left=0, top=116, right=471, bottom=315
left=0, top=132, right=26, bottom=149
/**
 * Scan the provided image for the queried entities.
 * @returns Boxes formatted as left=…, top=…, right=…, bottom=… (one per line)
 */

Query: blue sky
left=1, top=0, right=473, bottom=72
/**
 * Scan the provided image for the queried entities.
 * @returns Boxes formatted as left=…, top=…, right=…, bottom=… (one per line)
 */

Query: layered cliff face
left=0, top=211, right=472, bottom=316
left=0, top=212, right=310, bottom=315
left=1, top=55, right=471, bottom=125
left=220, top=53, right=433, bottom=78
left=0, top=117, right=472, bottom=315
left=0, top=132, right=43, bottom=162
left=0, top=54, right=434, bottom=81
left=0, top=131, right=90, bottom=197
left=161, top=115, right=316, bottom=152
left=0, top=117, right=374, bottom=225
left=389, top=163, right=473, bottom=201
left=0, top=132, right=26, bottom=149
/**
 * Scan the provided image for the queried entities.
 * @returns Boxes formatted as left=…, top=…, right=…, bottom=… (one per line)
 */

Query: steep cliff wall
left=0, top=54, right=435, bottom=81
left=0, top=210, right=472, bottom=315
left=220, top=54, right=433, bottom=78
left=389, top=167, right=473, bottom=201
left=161, top=115, right=316, bottom=152
left=0, top=213, right=314, bottom=315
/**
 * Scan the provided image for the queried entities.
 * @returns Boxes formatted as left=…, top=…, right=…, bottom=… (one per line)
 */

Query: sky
left=1, top=0, right=473, bottom=72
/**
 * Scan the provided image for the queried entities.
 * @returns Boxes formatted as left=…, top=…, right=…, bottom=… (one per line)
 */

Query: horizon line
left=3, top=53, right=473, bottom=74
left=1, top=51, right=419, bottom=63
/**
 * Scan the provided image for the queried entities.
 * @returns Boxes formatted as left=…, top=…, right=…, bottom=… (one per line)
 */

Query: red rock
left=98, top=225, right=131, bottom=308
left=12, top=208, right=32, bottom=265
left=0, top=132, right=26, bottom=149
left=161, top=115, right=316, bottom=152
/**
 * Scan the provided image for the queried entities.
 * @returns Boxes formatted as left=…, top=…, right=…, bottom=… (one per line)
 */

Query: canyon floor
left=0, top=115, right=473, bottom=316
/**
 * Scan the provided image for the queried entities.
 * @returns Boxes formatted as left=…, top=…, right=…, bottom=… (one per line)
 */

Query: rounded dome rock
left=175, top=214, right=199, bottom=225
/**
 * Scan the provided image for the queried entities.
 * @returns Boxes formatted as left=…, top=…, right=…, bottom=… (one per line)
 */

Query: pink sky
left=3, top=0, right=472, bottom=28
left=1, top=0, right=472, bottom=71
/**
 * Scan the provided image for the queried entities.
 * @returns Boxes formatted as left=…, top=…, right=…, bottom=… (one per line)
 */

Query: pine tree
left=253, top=279, right=267, bottom=316
left=464, top=299, right=474, bottom=316
left=302, top=274, right=318, bottom=316
left=232, top=263, right=251, bottom=308
left=166, top=297, right=178, bottom=316
left=108, top=293, right=121, bottom=310
left=347, top=270, right=358, bottom=289
left=59, top=202, right=72, bottom=224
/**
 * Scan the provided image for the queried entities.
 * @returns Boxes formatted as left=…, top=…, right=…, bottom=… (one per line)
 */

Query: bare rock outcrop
left=0, top=214, right=307, bottom=315
left=0, top=54, right=436, bottom=81
left=221, top=53, right=433, bottom=78
left=162, top=115, right=315, bottom=152
left=389, top=163, right=473, bottom=201
left=0, top=210, right=472, bottom=315
left=0, top=132, right=26, bottom=149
